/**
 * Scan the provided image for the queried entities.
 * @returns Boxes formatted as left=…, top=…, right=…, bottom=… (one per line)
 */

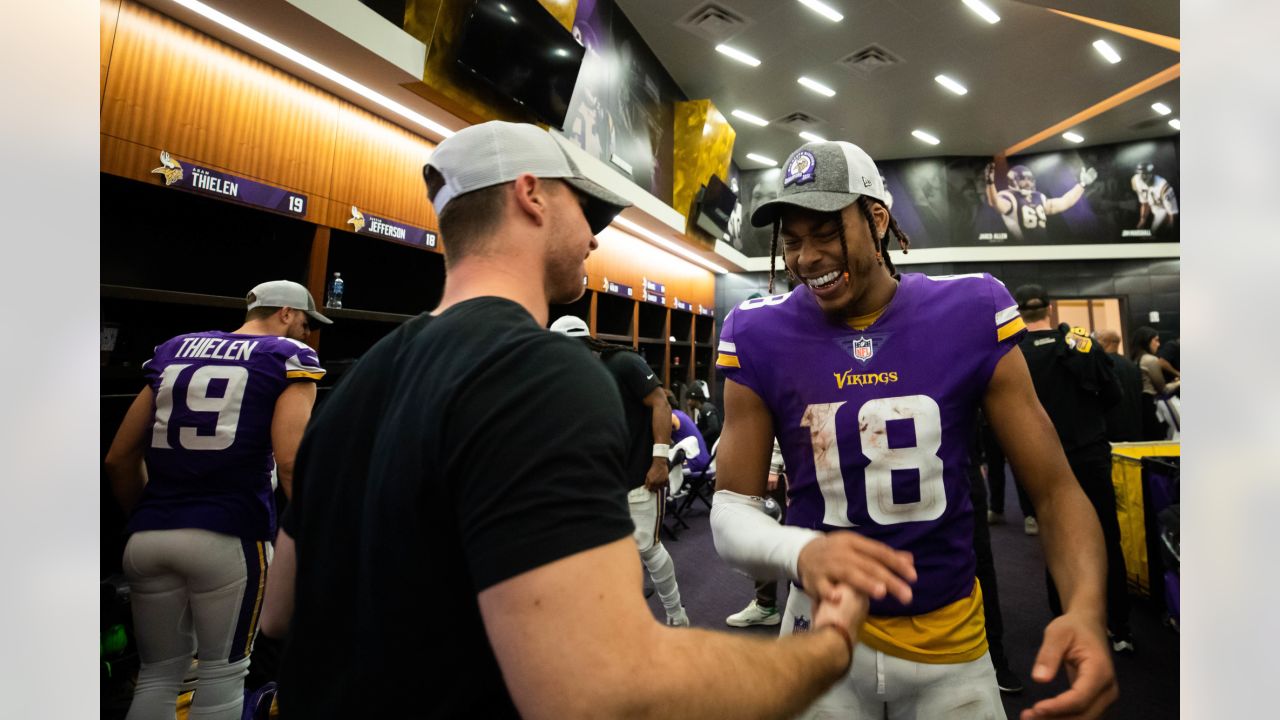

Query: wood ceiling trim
left=1047, top=9, right=1181, bottom=53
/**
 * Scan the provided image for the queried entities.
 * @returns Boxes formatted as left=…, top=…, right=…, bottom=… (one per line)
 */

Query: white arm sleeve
left=711, top=490, right=821, bottom=582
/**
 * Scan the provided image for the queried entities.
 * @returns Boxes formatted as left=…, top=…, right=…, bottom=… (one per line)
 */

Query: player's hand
left=1079, top=167, right=1098, bottom=188
left=644, top=459, right=669, bottom=492
left=798, top=531, right=916, bottom=606
left=984, top=162, right=996, bottom=185
left=812, top=583, right=869, bottom=651
left=1020, top=612, right=1118, bottom=719
left=767, top=472, right=780, bottom=492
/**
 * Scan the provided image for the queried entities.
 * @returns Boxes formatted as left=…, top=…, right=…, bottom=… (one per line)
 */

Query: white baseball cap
left=750, top=140, right=890, bottom=227
left=549, top=315, right=590, bottom=337
left=245, top=280, right=332, bottom=325
left=424, top=121, right=631, bottom=234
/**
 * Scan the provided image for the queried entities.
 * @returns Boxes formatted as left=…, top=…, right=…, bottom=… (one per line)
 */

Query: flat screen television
left=455, top=0, right=587, bottom=130
left=692, top=174, right=737, bottom=240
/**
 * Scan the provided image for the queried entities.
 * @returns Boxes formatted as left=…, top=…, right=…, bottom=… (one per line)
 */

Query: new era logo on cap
left=750, top=140, right=889, bottom=227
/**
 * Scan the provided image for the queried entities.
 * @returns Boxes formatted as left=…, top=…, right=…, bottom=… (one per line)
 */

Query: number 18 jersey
left=717, top=273, right=1025, bottom=620
left=129, top=331, right=325, bottom=541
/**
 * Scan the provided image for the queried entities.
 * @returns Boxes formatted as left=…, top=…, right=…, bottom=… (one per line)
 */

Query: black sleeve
left=1095, top=346, right=1124, bottom=410
left=445, top=336, right=634, bottom=592
left=609, top=350, right=661, bottom=402
left=702, top=404, right=722, bottom=439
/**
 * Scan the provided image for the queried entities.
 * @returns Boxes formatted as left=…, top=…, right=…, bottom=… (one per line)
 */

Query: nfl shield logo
left=853, top=337, right=874, bottom=362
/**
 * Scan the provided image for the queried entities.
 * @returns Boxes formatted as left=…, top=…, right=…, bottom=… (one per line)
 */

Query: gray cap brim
left=750, top=191, right=861, bottom=228
left=564, top=176, right=631, bottom=234
left=304, top=309, right=334, bottom=325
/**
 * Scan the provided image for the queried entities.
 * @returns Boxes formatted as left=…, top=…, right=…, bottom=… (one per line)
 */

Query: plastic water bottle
left=326, top=272, right=344, bottom=309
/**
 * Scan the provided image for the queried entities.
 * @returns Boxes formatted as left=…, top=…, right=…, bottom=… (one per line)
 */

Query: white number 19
left=801, top=395, right=946, bottom=526
left=151, top=364, right=249, bottom=451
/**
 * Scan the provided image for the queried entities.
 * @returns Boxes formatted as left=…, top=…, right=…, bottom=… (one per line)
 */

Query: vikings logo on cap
left=784, top=150, right=817, bottom=187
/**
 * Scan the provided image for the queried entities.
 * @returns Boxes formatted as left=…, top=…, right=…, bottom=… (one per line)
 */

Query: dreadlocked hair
left=855, top=196, right=911, bottom=279
left=584, top=336, right=633, bottom=359
left=768, top=218, right=780, bottom=294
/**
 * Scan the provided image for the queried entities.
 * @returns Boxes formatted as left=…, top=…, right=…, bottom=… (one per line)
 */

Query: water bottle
left=326, top=272, right=344, bottom=309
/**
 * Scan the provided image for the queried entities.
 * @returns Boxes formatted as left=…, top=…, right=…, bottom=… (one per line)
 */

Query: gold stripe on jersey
left=996, top=317, right=1027, bottom=342
left=245, top=542, right=267, bottom=652
left=844, top=305, right=888, bottom=332
left=860, top=579, right=988, bottom=664
left=286, top=370, right=325, bottom=380
left=716, top=353, right=740, bottom=368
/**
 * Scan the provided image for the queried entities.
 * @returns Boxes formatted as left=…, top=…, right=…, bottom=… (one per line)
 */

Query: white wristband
left=710, top=490, right=821, bottom=582
left=652, top=444, right=670, bottom=458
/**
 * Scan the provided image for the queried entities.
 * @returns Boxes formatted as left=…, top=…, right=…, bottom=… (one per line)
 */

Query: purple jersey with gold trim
left=672, top=409, right=710, bottom=474
left=996, top=189, right=1050, bottom=242
left=717, top=273, right=1024, bottom=616
left=128, top=331, right=325, bottom=540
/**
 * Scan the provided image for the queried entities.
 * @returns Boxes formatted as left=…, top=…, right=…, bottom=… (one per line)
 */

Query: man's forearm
left=1035, top=479, right=1107, bottom=623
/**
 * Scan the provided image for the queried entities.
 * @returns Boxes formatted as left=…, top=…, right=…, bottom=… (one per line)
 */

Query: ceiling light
left=1168, top=118, right=1180, bottom=130
left=1062, top=131, right=1084, bottom=143
left=612, top=218, right=729, bottom=275
left=731, top=109, right=769, bottom=127
left=934, top=74, right=968, bottom=95
left=169, top=0, right=454, bottom=139
left=714, top=44, right=761, bottom=67
left=1151, top=102, right=1172, bottom=115
left=961, top=0, right=1000, bottom=24
left=911, top=129, right=940, bottom=145
left=797, top=0, right=844, bottom=22
left=797, top=76, right=836, bottom=97
left=798, top=131, right=826, bottom=143
left=1092, top=39, right=1121, bottom=63
left=746, top=153, right=778, bottom=166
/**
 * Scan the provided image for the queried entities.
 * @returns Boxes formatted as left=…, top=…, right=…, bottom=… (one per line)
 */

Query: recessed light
left=799, top=131, right=826, bottom=143
left=1092, top=40, right=1121, bottom=64
left=1062, top=131, right=1084, bottom=143
left=934, top=74, right=968, bottom=95
left=1168, top=118, right=1180, bottom=130
left=714, top=44, right=761, bottom=67
left=731, top=109, right=770, bottom=127
left=746, top=153, right=778, bottom=166
left=1151, top=102, right=1172, bottom=115
left=911, top=129, right=940, bottom=145
left=612, top=217, right=729, bottom=274
left=797, top=76, right=836, bottom=97
left=797, top=0, right=844, bottom=22
left=961, top=0, right=1000, bottom=24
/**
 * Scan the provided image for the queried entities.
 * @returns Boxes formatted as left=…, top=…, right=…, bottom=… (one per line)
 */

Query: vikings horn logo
left=151, top=150, right=184, bottom=186
left=347, top=206, right=366, bottom=233
left=853, top=337, right=874, bottom=362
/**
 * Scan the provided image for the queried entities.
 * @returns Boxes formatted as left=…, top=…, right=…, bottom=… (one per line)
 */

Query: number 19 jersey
left=129, top=331, right=325, bottom=541
left=717, top=273, right=1025, bottom=621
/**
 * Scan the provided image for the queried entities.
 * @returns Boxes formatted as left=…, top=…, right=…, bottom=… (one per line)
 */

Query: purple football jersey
left=671, top=409, right=710, bottom=474
left=997, top=189, right=1050, bottom=242
left=717, top=273, right=1025, bottom=616
left=128, top=331, right=325, bottom=540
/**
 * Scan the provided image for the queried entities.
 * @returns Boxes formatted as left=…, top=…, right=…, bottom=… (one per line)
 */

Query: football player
left=984, top=162, right=1097, bottom=241
left=105, top=280, right=328, bottom=720
left=1132, top=163, right=1179, bottom=233
left=712, top=140, right=1118, bottom=719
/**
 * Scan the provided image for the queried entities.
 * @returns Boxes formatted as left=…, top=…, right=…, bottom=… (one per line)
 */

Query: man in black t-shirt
left=687, top=387, right=722, bottom=448
left=1096, top=329, right=1144, bottom=441
left=550, top=316, right=688, bottom=626
left=279, top=121, right=870, bottom=718
left=1015, top=285, right=1134, bottom=654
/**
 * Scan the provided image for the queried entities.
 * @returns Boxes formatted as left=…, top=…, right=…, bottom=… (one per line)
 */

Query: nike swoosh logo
left=646, top=374, right=655, bottom=380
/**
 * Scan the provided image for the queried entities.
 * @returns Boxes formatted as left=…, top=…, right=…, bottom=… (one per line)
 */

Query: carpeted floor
left=648, top=480, right=1180, bottom=719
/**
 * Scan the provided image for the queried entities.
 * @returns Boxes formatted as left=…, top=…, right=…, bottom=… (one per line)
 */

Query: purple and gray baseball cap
left=750, top=141, right=890, bottom=227
left=424, top=121, right=631, bottom=234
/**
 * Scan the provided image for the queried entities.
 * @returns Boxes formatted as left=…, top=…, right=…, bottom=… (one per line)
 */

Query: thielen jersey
left=129, top=331, right=324, bottom=541
left=717, top=273, right=1026, bottom=663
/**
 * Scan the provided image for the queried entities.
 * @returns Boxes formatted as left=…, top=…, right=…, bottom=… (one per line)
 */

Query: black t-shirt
left=601, top=349, right=662, bottom=489
left=1019, top=325, right=1123, bottom=455
left=1104, top=352, right=1145, bottom=442
left=279, top=298, right=633, bottom=718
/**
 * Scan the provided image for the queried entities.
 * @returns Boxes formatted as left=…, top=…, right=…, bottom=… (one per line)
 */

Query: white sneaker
left=667, top=608, right=690, bottom=627
left=1024, top=517, right=1040, bottom=536
left=987, top=511, right=1005, bottom=525
left=725, top=600, right=781, bottom=627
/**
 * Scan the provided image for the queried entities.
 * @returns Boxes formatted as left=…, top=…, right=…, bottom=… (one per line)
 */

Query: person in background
left=1016, top=286, right=1133, bottom=654
left=104, top=280, right=328, bottom=720
left=687, top=387, right=722, bottom=448
left=1096, top=329, right=1144, bottom=442
left=667, top=389, right=710, bottom=477
left=725, top=438, right=789, bottom=629
left=279, top=118, right=872, bottom=720
left=1130, top=326, right=1180, bottom=440
left=981, top=410, right=1037, bottom=534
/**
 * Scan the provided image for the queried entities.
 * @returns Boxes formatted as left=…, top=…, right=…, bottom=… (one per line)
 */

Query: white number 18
left=801, top=395, right=946, bottom=526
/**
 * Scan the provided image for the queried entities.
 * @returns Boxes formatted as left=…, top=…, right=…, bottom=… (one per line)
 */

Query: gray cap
left=750, top=141, right=890, bottom=227
left=425, top=121, right=632, bottom=234
left=549, top=315, right=590, bottom=337
left=245, top=280, right=332, bottom=325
